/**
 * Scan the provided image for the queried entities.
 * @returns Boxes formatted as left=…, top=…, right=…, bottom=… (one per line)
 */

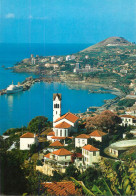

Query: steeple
left=53, top=93, right=61, bottom=126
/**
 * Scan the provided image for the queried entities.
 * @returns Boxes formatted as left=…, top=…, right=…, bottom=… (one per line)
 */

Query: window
left=82, top=139, right=85, bottom=144
left=56, top=111, right=57, bottom=114
left=60, top=130, right=62, bottom=136
left=57, top=104, right=59, bottom=108
left=56, top=129, right=58, bottom=136
left=65, top=129, right=67, bottom=136
left=78, top=139, right=80, bottom=143
left=93, top=151, right=96, bottom=156
left=28, top=144, right=29, bottom=147
left=65, top=156, right=66, bottom=159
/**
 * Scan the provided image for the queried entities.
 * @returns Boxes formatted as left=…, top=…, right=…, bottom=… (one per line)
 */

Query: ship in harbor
left=6, top=81, right=23, bottom=94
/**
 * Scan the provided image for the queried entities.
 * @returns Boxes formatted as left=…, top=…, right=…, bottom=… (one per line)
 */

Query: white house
left=43, top=148, right=73, bottom=175
left=20, top=132, right=38, bottom=150
left=89, top=130, right=107, bottom=142
left=82, top=144, right=100, bottom=168
left=120, top=115, right=136, bottom=126
left=53, top=93, right=79, bottom=138
left=75, top=134, right=90, bottom=148
left=46, top=140, right=64, bottom=152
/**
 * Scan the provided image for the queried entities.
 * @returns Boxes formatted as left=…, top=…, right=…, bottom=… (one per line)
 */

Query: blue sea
left=0, top=43, right=116, bottom=134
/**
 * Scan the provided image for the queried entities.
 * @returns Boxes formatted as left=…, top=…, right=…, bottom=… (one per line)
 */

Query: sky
left=0, top=0, right=136, bottom=44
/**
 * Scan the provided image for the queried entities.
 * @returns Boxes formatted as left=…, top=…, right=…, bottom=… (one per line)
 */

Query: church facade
left=52, top=93, right=79, bottom=138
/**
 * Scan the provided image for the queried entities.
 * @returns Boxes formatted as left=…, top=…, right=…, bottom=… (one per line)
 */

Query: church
left=52, top=93, right=79, bottom=138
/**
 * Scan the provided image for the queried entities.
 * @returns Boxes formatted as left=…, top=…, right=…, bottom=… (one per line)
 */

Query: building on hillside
left=89, top=130, right=108, bottom=142
left=109, top=140, right=136, bottom=158
left=46, top=140, right=64, bottom=152
left=47, top=131, right=55, bottom=141
left=66, top=55, right=71, bottom=61
left=42, top=148, right=73, bottom=175
left=20, top=132, right=38, bottom=150
left=41, top=181, right=83, bottom=196
left=120, top=115, right=136, bottom=126
left=75, top=134, right=90, bottom=148
left=53, top=93, right=79, bottom=138
left=82, top=145, right=100, bottom=169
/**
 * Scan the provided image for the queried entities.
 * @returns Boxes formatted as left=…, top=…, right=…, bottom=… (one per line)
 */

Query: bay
left=0, top=43, right=116, bottom=134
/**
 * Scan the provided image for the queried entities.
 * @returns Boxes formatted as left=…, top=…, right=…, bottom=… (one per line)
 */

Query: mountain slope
left=81, top=37, right=134, bottom=52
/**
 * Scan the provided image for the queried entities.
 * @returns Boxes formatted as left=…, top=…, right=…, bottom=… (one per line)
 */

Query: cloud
left=5, top=13, right=15, bottom=19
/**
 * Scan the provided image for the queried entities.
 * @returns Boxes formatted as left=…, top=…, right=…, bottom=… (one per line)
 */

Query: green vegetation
left=118, top=99, right=135, bottom=107
left=28, top=116, right=51, bottom=134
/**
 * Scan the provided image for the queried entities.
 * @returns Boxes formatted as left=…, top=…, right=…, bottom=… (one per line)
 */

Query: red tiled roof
left=55, top=122, right=71, bottom=128
left=41, top=181, right=81, bottom=196
left=120, top=115, right=136, bottom=119
left=55, top=112, right=79, bottom=123
left=82, top=144, right=99, bottom=152
left=49, top=141, right=64, bottom=147
left=76, top=134, right=90, bottom=139
left=44, top=153, right=51, bottom=159
left=47, top=131, right=55, bottom=136
left=20, top=132, right=34, bottom=138
left=89, top=130, right=107, bottom=137
left=52, top=148, right=72, bottom=156
left=51, top=136, right=66, bottom=140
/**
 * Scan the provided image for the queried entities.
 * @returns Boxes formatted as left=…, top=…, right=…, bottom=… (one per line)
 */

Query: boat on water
left=6, top=81, right=23, bottom=94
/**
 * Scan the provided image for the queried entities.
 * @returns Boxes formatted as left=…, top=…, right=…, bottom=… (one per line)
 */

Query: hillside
left=81, top=37, right=134, bottom=52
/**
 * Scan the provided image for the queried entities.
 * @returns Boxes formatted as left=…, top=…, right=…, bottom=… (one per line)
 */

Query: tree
left=65, top=164, right=80, bottom=179
left=86, top=110, right=121, bottom=132
left=28, top=116, right=51, bottom=134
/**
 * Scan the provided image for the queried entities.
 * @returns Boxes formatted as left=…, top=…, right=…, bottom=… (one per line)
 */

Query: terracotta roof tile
left=44, top=153, right=51, bottom=159
left=76, top=134, right=90, bottom=139
left=55, top=122, right=71, bottom=128
left=120, top=115, right=136, bottom=119
left=52, top=148, right=72, bottom=156
left=82, top=144, right=99, bottom=152
left=89, top=130, right=107, bottom=137
left=47, top=131, right=55, bottom=136
left=20, top=132, right=35, bottom=138
left=42, top=181, right=81, bottom=196
left=51, top=136, right=66, bottom=140
left=55, top=112, right=79, bottom=123
left=49, top=141, right=64, bottom=147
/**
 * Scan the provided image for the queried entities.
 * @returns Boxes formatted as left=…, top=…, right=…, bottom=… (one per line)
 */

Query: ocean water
left=0, top=43, right=116, bottom=134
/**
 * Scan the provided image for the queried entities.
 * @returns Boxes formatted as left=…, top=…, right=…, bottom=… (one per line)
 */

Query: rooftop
left=47, top=131, right=55, bottom=136
left=76, top=134, right=90, bottom=139
left=53, top=93, right=62, bottom=101
left=55, top=121, right=71, bottom=129
left=41, top=181, right=82, bottom=196
left=89, top=130, right=107, bottom=137
left=120, top=115, right=136, bottom=119
left=20, top=132, right=35, bottom=138
left=44, top=153, right=51, bottom=159
left=82, top=144, right=99, bottom=152
left=49, top=141, right=64, bottom=147
left=55, top=112, right=79, bottom=123
left=52, top=148, right=72, bottom=156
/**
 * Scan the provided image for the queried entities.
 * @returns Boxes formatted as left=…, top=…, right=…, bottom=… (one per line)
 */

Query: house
left=20, top=132, right=38, bottom=150
left=109, top=140, right=136, bottom=158
left=53, top=94, right=79, bottom=137
left=82, top=144, right=100, bottom=168
left=89, top=130, right=107, bottom=142
left=47, top=131, right=55, bottom=141
left=120, top=115, right=136, bottom=126
left=41, top=181, right=83, bottom=196
left=51, top=136, right=66, bottom=143
left=75, top=134, right=90, bottom=148
left=46, top=140, right=64, bottom=152
left=43, top=148, right=73, bottom=175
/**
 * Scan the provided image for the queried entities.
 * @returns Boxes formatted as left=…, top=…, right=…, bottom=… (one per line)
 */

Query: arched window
left=56, top=129, right=58, bottom=136
left=60, top=130, right=62, bottom=136
left=57, top=104, right=59, bottom=108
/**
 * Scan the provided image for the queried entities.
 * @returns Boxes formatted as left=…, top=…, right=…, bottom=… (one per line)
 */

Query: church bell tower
left=53, top=93, right=61, bottom=125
